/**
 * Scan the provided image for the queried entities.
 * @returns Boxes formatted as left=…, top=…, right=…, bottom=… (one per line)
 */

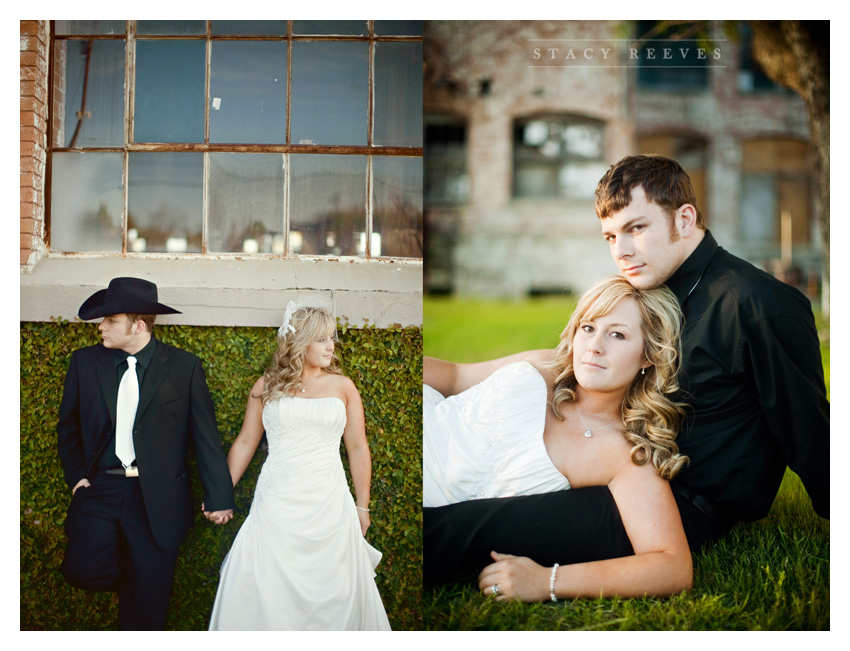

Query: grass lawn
left=422, top=295, right=830, bottom=630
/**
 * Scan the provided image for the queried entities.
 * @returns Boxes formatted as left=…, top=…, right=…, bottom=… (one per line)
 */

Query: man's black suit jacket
left=57, top=340, right=235, bottom=551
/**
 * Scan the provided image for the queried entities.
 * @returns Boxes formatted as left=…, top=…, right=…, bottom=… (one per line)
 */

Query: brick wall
left=20, top=20, right=49, bottom=272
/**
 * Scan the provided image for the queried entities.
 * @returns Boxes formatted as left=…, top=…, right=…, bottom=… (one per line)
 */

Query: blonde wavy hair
left=260, top=307, right=342, bottom=404
left=547, top=276, right=689, bottom=480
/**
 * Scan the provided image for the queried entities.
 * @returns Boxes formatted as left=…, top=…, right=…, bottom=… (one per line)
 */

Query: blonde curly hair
left=261, top=306, right=342, bottom=404
left=547, top=276, right=689, bottom=480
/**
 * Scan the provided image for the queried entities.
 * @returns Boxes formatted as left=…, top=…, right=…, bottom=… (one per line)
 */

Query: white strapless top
left=423, top=361, right=570, bottom=507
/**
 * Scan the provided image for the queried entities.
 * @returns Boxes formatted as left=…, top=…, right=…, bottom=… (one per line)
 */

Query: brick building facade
left=424, top=20, right=821, bottom=298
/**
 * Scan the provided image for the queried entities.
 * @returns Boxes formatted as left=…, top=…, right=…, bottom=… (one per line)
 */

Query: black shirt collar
left=113, top=336, right=157, bottom=370
left=666, top=230, right=719, bottom=304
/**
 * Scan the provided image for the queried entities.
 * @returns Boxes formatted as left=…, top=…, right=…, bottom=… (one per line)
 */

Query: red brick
left=20, top=50, right=43, bottom=67
left=20, top=186, right=41, bottom=205
left=20, top=218, right=41, bottom=236
left=20, top=201, right=36, bottom=220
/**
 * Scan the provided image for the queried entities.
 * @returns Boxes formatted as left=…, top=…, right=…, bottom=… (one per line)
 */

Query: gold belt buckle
left=125, top=466, right=139, bottom=477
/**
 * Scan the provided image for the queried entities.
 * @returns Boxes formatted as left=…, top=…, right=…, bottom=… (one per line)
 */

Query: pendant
left=301, top=389, right=306, bottom=393
left=584, top=430, right=593, bottom=438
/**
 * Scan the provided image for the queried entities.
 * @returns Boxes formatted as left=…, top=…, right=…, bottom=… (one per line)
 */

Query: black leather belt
left=101, top=466, right=139, bottom=477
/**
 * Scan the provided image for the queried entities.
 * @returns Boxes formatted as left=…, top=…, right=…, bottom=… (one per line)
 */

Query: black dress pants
left=424, top=483, right=731, bottom=586
left=61, top=474, right=179, bottom=630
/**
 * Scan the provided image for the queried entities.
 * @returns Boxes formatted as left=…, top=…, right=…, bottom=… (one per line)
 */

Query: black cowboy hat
left=78, top=277, right=182, bottom=321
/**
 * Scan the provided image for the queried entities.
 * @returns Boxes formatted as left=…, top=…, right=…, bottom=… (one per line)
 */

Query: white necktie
left=115, top=356, right=139, bottom=468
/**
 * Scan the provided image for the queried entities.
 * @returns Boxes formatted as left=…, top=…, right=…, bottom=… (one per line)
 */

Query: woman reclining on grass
left=423, top=276, right=692, bottom=601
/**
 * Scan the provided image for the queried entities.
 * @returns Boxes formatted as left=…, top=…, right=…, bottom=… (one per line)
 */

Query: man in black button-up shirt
left=424, top=155, right=829, bottom=585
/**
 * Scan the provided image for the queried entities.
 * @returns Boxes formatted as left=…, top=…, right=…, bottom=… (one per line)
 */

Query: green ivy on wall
left=20, top=320, right=423, bottom=631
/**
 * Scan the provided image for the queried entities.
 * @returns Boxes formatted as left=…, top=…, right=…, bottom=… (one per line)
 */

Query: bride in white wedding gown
left=209, top=298, right=390, bottom=630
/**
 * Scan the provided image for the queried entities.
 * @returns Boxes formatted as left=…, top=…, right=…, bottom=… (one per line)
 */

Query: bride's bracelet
left=549, top=564, right=559, bottom=602
left=356, top=506, right=370, bottom=512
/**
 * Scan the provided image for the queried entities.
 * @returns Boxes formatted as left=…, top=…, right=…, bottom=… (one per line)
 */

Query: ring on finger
left=491, top=584, right=499, bottom=596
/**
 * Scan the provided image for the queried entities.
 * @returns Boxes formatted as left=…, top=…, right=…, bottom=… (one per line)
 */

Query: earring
left=641, top=367, right=646, bottom=375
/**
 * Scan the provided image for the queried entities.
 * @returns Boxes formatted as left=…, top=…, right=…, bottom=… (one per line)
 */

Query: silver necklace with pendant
left=576, top=405, right=621, bottom=438
left=301, top=374, right=320, bottom=393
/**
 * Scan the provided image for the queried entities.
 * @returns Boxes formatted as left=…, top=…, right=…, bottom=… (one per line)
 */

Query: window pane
left=50, top=152, right=124, bottom=252
left=374, top=42, right=423, bottom=147
left=208, top=154, right=285, bottom=253
left=136, top=20, right=206, bottom=36
left=211, top=21, right=287, bottom=36
left=210, top=42, right=287, bottom=144
left=290, top=155, right=366, bottom=256
left=134, top=41, right=205, bottom=143
left=291, top=42, right=368, bottom=146
left=424, top=118, right=469, bottom=204
left=55, top=39, right=125, bottom=148
left=375, top=21, right=423, bottom=36
left=373, top=157, right=422, bottom=258
left=292, top=21, right=367, bottom=36
left=54, top=21, right=125, bottom=35
left=128, top=153, right=203, bottom=253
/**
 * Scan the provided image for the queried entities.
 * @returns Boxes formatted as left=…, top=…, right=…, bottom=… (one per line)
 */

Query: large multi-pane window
left=49, top=20, right=423, bottom=258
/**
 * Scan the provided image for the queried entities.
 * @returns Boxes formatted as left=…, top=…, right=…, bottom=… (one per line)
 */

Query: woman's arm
left=225, top=376, right=266, bottom=487
left=425, top=349, right=554, bottom=398
left=341, top=378, right=372, bottom=536
left=478, top=463, right=692, bottom=600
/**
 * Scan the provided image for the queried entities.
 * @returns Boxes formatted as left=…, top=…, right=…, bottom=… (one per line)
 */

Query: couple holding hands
left=57, top=281, right=390, bottom=630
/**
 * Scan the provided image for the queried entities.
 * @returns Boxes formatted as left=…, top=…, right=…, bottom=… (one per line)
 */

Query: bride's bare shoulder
left=520, top=350, right=559, bottom=381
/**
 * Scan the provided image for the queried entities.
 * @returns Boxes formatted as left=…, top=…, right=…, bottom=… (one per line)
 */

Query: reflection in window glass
left=374, top=42, right=423, bottom=147
left=513, top=115, right=605, bottom=199
left=128, top=153, right=203, bottom=253
left=291, top=42, right=368, bottom=146
left=50, top=152, right=124, bottom=252
left=211, top=20, right=287, bottom=36
left=208, top=154, right=286, bottom=253
left=290, top=155, right=366, bottom=256
left=374, top=20, right=423, bottom=36
left=210, top=41, right=287, bottom=144
left=373, top=157, right=423, bottom=258
left=57, top=39, right=125, bottom=148
left=292, top=21, right=367, bottom=35
left=136, top=20, right=206, bottom=35
left=55, top=21, right=125, bottom=35
left=135, top=40, right=205, bottom=143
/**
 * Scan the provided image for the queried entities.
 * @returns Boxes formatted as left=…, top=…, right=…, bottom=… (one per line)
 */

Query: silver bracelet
left=356, top=506, right=370, bottom=512
left=549, top=563, right=559, bottom=602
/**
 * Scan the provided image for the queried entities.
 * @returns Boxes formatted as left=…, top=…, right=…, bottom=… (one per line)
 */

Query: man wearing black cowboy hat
left=57, top=277, right=235, bottom=630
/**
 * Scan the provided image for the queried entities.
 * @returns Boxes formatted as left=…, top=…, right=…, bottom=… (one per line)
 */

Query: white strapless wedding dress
left=423, top=361, right=571, bottom=507
left=209, top=396, right=391, bottom=630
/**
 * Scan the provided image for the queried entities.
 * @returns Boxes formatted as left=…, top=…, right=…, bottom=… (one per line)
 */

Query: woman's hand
left=357, top=508, right=371, bottom=536
left=478, top=551, right=551, bottom=603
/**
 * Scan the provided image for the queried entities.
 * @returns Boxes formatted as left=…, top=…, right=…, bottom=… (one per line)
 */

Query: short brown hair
left=126, top=313, right=156, bottom=333
left=595, top=155, right=705, bottom=228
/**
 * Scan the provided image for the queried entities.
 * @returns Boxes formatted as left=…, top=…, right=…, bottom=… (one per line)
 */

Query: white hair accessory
left=279, top=301, right=298, bottom=339
left=277, top=295, right=337, bottom=341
